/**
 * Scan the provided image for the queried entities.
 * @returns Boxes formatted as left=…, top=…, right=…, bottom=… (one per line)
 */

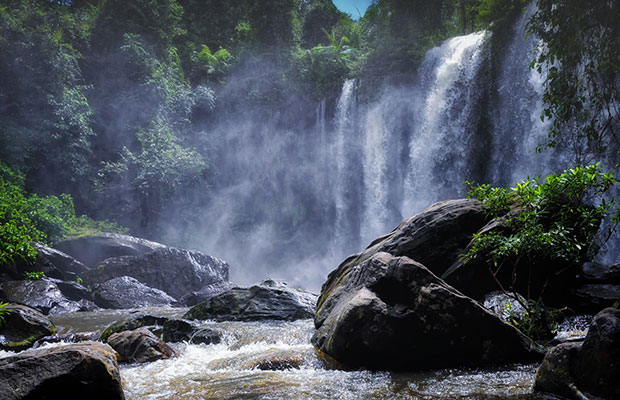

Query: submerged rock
left=313, top=252, right=542, bottom=370
left=0, top=278, right=97, bottom=315
left=0, top=341, right=125, bottom=400
left=106, top=328, right=176, bottom=363
left=99, top=314, right=169, bottom=342
left=183, top=279, right=317, bottom=322
left=161, top=318, right=221, bottom=345
left=0, top=304, right=56, bottom=351
left=535, top=307, right=620, bottom=399
left=92, top=276, right=176, bottom=309
left=54, top=232, right=165, bottom=267
left=84, top=247, right=230, bottom=300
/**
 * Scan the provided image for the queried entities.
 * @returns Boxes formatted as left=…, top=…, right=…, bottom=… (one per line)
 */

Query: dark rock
left=93, top=276, right=176, bottom=309
left=253, top=356, right=304, bottom=371
left=570, top=284, right=620, bottom=313
left=534, top=307, right=620, bottom=400
left=106, top=328, right=176, bottom=363
left=0, top=304, right=56, bottom=351
left=0, top=341, right=125, bottom=400
left=33, top=332, right=99, bottom=347
left=579, top=261, right=620, bottom=284
left=318, top=199, right=491, bottom=311
left=84, top=247, right=230, bottom=300
left=54, top=232, right=165, bottom=267
left=32, top=243, right=90, bottom=280
left=178, top=281, right=235, bottom=306
left=534, top=342, right=583, bottom=399
left=313, top=252, right=543, bottom=370
left=0, top=243, right=88, bottom=283
left=574, top=307, right=620, bottom=397
left=161, top=318, right=221, bottom=344
left=99, top=314, right=169, bottom=342
left=0, top=278, right=96, bottom=315
left=183, top=279, right=317, bottom=322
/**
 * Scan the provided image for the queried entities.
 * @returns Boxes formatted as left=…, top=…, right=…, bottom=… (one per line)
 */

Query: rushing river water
left=44, top=307, right=552, bottom=400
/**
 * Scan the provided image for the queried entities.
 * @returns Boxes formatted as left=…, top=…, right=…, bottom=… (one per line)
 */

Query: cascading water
left=186, top=9, right=576, bottom=291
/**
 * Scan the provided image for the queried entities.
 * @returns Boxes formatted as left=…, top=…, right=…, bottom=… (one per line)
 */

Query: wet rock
left=161, top=318, right=221, bottom=344
left=579, top=261, right=620, bottom=284
left=0, top=278, right=96, bottom=315
left=183, top=279, right=317, bottom=322
left=54, top=232, right=165, bottom=267
left=570, top=284, right=620, bottom=313
left=0, top=341, right=125, bottom=400
left=84, top=247, right=230, bottom=300
left=252, top=356, right=304, bottom=371
left=33, top=331, right=99, bottom=347
left=178, top=281, right=235, bottom=306
left=106, top=328, right=176, bottom=363
left=482, top=291, right=528, bottom=323
left=313, top=252, right=543, bottom=370
left=93, top=276, right=176, bottom=309
left=0, top=243, right=89, bottom=283
left=535, top=307, right=620, bottom=399
left=319, top=199, right=491, bottom=310
left=0, top=304, right=56, bottom=351
left=99, top=313, right=169, bottom=342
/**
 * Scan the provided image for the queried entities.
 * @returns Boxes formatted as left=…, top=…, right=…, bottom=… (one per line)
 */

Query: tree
left=528, top=0, right=620, bottom=165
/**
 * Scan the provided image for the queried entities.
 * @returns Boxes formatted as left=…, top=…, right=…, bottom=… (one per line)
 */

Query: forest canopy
left=0, top=0, right=618, bottom=261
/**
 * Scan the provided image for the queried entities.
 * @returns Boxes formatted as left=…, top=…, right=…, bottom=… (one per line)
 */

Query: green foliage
left=528, top=1, right=620, bottom=163
left=0, top=0, right=95, bottom=197
left=0, top=162, right=125, bottom=266
left=97, top=120, right=207, bottom=232
left=504, top=300, right=559, bottom=340
left=293, top=28, right=360, bottom=99
left=25, top=271, right=45, bottom=280
left=463, top=164, right=617, bottom=295
left=0, top=302, right=10, bottom=328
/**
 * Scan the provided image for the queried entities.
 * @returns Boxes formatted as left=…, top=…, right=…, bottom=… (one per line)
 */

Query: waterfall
left=190, top=11, right=582, bottom=291
left=487, top=4, right=565, bottom=185
left=332, top=79, right=358, bottom=250
left=403, top=31, right=488, bottom=215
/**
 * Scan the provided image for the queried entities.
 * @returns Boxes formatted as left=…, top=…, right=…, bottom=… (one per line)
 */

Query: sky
left=332, top=0, right=373, bottom=20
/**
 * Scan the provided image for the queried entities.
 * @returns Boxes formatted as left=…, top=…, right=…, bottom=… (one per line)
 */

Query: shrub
left=463, top=164, right=617, bottom=297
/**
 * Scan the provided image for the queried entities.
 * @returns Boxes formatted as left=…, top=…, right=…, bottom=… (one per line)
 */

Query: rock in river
left=0, top=303, right=56, bottom=351
left=184, top=279, right=317, bottom=322
left=313, top=252, right=542, bottom=370
left=84, top=247, right=230, bottom=300
left=0, top=278, right=97, bottom=315
left=92, top=276, right=176, bottom=309
left=54, top=232, right=165, bottom=267
left=0, top=341, right=125, bottom=400
left=106, top=328, right=176, bottom=363
left=535, top=307, right=620, bottom=399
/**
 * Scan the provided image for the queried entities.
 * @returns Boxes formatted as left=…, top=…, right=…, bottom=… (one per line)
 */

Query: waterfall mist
left=169, top=10, right=576, bottom=292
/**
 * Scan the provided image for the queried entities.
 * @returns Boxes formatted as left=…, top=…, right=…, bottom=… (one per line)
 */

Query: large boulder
left=183, top=279, right=317, bottom=322
left=0, top=278, right=97, bottom=315
left=313, top=252, right=542, bottom=370
left=319, top=199, right=491, bottom=312
left=0, top=243, right=89, bottom=283
left=0, top=341, right=125, bottom=400
left=178, top=281, right=235, bottom=306
left=0, top=304, right=56, bottom=351
left=54, top=232, right=165, bottom=267
left=83, top=247, right=230, bottom=300
left=92, top=276, right=176, bottom=309
left=535, top=307, right=620, bottom=399
left=106, top=328, right=176, bottom=363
